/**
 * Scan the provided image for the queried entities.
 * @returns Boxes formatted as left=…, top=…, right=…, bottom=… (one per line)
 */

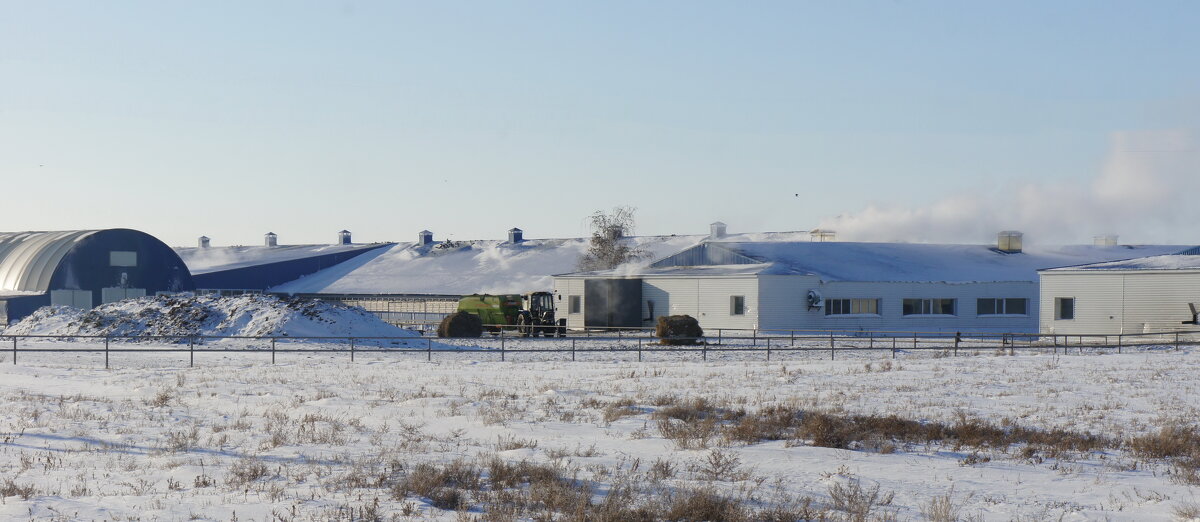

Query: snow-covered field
left=2, top=341, right=1199, bottom=521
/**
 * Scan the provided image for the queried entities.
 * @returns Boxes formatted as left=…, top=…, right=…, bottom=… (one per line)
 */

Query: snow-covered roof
left=566, top=241, right=1192, bottom=283
left=1041, top=254, right=1200, bottom=272
left=269, top=231, right=814, bottom=295
left=0, top=290, right=45, bottom=298
left=175, top=243, right=386, bottom=275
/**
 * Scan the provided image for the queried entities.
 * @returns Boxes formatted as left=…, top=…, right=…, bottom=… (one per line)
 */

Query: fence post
left=1175, top=331, right=1180, bottom=351
left=350, top=337, right=355, bottom=362
left=427, top=337, right=432, bottom=361
left=790, top=330, right=794, bottom=347
left=571, top=339, right=576, bottom=362
left=272, top=337, right=276, bottom=364
left=702, top=342, right=707, bottom=361
left=105, top=336, right=110, bottom=370
left=913, top=334, right=917, bottom=352
left=500, top=330, right=505, bottom=360
left=638, top=337, right=642, bottom=362
left=766, top=337, right=771, bottom=361
left=189, top=337, right=194, bottom=367
left=953, top=332, right=960, bottom=357
left=752, top=329, right=757, bottom=347
left=11, top=336, right=15, bottom=365
left=718, top=329, right=722, bottom=345
left=830, top=332, right=835, bottom=360
left=892, top=337, right=896, bottom=359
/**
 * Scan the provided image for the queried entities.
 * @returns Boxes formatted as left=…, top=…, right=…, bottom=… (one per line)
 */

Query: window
left=1055, top=297, right=1074, bottom=320
left=730, top=295, right=745, bottom=315
left=977, top=298, right=1028, bottom=316
left=825, top=298, right=880, bottom=315
left=568, top=295, right=581, bottom=314
left=902, top=298, right=956, bottom=316
left=109, top=251, right=137, bottom=267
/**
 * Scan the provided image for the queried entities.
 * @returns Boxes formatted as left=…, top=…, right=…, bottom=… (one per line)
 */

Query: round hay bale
left=438, top=311, right=484, bottom=338
left=655, top=315, right=703, bottom=345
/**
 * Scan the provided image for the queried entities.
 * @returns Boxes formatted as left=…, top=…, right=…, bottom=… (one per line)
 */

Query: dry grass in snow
left=0, top=345, right=1199, bottom=520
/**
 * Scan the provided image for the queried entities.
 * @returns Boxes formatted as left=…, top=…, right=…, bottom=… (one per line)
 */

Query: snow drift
left=2, top=294, right=421, bottom=340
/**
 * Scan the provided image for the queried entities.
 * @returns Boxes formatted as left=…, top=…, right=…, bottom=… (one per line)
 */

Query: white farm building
left=553, top=238, right=1188, bottom=334
left=1039, top=250, right=1200, bottom=335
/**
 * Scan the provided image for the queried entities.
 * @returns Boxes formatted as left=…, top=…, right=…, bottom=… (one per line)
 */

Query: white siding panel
left=649, top=279, right=700, bottom=318
left=696, top=278, right=758, bottom=330
left=1121, top=272, right=1200, bottom=332
left=1042, top=270, right=1200, bottom=334
left=757, top=275, right=822, bottom=331
left=643, top=277, right=758, bottom=331
left=553, top=278, right=588, bottom=329
left=1039, top=273, right=1124, bottom=334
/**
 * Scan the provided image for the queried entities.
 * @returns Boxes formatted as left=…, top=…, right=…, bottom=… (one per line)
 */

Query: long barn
left=554, top=234, right=1189, bottom=334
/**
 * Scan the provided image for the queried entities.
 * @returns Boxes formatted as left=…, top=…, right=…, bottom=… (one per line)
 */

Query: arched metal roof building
left=0, top=229, right=194, bottom=325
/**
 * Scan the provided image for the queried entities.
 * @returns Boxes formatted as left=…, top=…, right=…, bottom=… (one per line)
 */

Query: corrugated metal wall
left=1040, top=270, right=1200, bottom=334
left=649, top=243, right=762, bottom=269
left=1039, top=273, right=1124, bottom=334
left=757, top=274, right=822, bottom=331
left=642, top=277, right=759, bottom=331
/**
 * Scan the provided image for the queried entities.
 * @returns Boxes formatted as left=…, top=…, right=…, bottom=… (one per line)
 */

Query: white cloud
left=818, top=130, right=1200, bottom=245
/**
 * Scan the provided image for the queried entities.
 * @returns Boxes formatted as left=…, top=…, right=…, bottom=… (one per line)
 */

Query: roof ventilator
left=997, top=231, right=1022, bottom=253
left=710, top=222, right=727, bottom=240
left=810, top=229, right=836, bottom=242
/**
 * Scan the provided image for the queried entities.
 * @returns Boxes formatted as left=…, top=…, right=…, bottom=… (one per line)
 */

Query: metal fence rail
left=2, top=329, right=1198, bottom=369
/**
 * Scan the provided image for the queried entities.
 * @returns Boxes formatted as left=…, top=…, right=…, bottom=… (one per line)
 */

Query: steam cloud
left=817, top=130, right=1200, bottom=245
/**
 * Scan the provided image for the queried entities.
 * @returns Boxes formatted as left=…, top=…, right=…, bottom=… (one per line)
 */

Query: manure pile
left=4, top=294, right=420, bottom=339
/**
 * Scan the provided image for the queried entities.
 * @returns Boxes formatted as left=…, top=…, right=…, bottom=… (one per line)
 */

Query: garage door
left=101, top=287, right=147, bottom=304
left=51, top=290, right=93, bottom=309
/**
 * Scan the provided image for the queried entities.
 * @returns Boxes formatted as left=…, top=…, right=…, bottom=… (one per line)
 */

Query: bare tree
left=577, top=206, right=646, bottom=271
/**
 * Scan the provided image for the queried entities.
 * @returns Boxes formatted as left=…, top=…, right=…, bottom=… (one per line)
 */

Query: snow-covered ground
left=1, top=342, right=1198, bottom=520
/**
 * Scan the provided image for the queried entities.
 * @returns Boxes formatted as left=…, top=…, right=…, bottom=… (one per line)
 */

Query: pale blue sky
left=2, top=1, right=1198, bottom=246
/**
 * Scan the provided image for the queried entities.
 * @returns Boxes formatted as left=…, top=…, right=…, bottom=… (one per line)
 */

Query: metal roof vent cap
left=264, top=232, right=278, bottom=248
left=1093, top=235, right=1118, bottom=247
left=810, top=229, right=836, bottom=242
left=198, top=236, right=210, bottom=248
left=710, top=222, right=727, bottom=240
left=997, top=231, right=1023, bottom=253
left=508, top=228, right=524, bottom=243
left=338, top=230, right=352, bottom=245
left=418, top=230, right=434, bottom=246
